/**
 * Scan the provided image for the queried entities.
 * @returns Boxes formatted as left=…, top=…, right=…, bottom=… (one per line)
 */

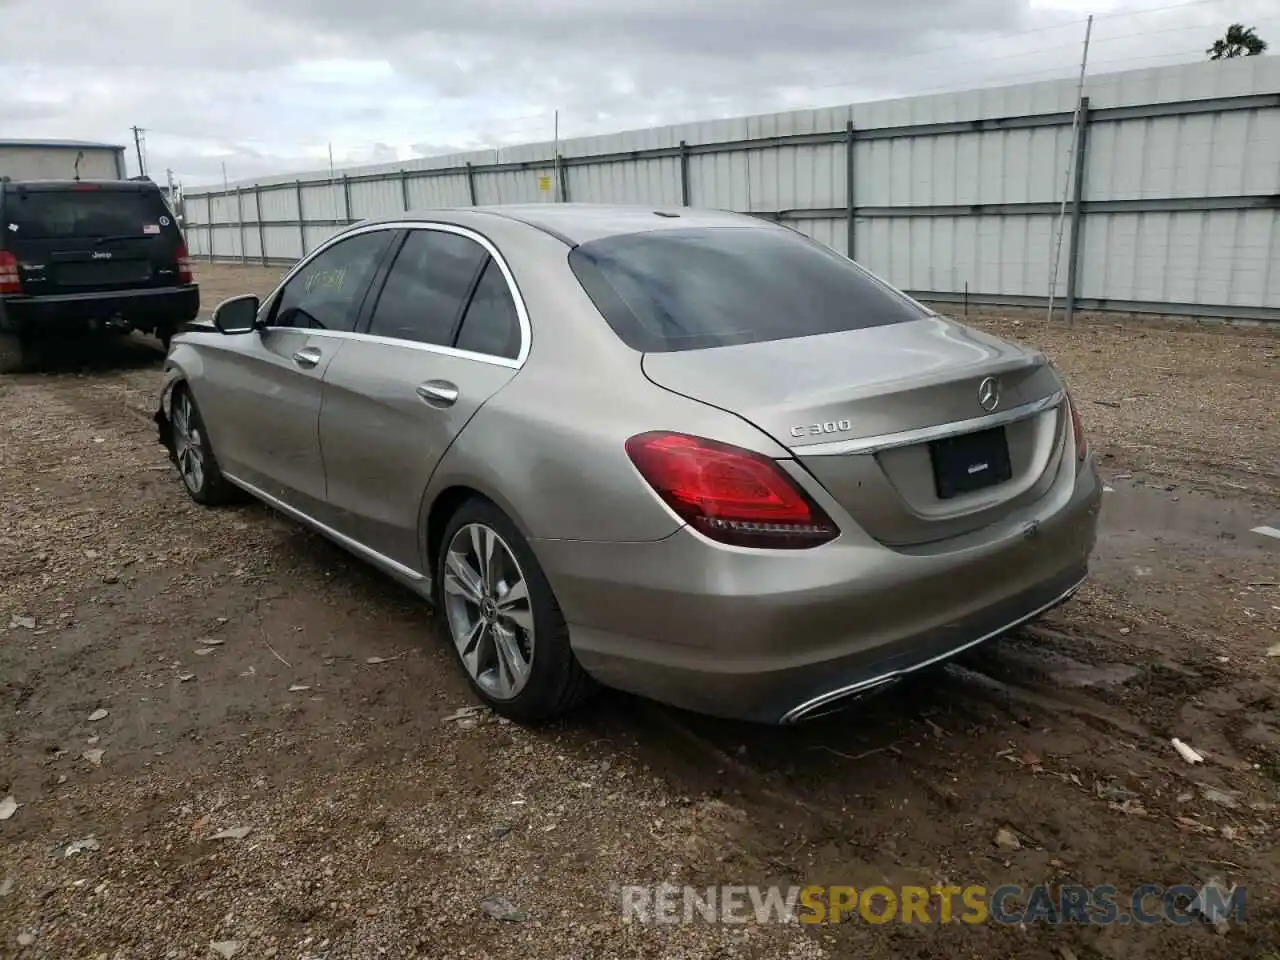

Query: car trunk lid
left=642, top=316, right=1068, bottom=546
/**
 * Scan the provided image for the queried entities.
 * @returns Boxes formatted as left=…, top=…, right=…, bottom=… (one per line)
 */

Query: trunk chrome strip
left=793, top=390, right=1065, bottom=457
left=780, top=572, right=1086, bottom=723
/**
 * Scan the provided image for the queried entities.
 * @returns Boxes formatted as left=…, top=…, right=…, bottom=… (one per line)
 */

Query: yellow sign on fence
left=537, top=175, right=552, bottom=192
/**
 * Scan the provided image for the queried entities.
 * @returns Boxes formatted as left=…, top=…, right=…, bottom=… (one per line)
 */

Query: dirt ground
left=1, top=263, right=1278, bottom=959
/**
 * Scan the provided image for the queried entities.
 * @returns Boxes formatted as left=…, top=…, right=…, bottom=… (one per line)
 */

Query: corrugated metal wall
left=184, top=57, right=1280, bottom=321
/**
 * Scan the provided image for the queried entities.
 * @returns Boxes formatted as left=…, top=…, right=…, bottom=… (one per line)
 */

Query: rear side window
left=455, top=259, right=521, bottom=360
left=4, top=188, right=175, bottom=241
left=568, top=226, right=927, bottom=353
left=367, top=229, right=487, bottom=346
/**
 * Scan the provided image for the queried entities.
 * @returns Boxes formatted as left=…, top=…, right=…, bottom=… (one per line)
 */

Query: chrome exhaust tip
left=781, top=675, right=899, bottom=724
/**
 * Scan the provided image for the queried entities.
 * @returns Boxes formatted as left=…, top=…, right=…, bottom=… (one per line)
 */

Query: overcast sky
left=2, top=0, right=1274, bottom=185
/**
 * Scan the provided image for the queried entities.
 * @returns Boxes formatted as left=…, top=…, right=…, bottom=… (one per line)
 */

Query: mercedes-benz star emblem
left=977, top=376, right=1000, bottom=412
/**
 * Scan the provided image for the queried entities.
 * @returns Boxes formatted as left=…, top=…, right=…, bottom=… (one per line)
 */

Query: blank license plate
left=57, top=260, right=151, bottom=286
left=929, top=426, right=1013, bottom=499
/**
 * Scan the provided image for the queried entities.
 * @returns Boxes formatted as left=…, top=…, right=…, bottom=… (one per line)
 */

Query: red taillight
left=0, top=251, right=19, bottom=295
left=1067, top=392, right=1087, bottom=461
left=176, top=241, right=193, bottom=284
left=625, top=431, right=838, bottom=549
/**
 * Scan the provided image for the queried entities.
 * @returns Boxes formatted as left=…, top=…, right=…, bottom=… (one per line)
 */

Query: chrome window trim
left=277, top=327, right=521, bottom=369
left=794, top=390, right=1065, bottom=457
left=256, top=220, right=532, bottom=367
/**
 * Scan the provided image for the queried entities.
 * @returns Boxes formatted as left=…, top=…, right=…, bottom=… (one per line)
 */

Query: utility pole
left=553, top=110, right=560, bottom=202
left=1047, top=14, right=1093, bottom=322
left=131, top=126, right=146, bottom=177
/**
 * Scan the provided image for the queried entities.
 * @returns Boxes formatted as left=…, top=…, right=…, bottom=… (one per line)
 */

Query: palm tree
left=1207, top=23, right=1268, bottom=59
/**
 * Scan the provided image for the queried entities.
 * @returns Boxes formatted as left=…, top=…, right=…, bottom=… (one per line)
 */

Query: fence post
left=679, top=140, right=691, bottom=207
left=208, top=197, right=215, bottom=263
left=400, top=170, right=410, bottom=211
left=465, top=162, right=478, bottom=206
left=255, top=185, right=267, bottom=266
left=236, top=187, right=247, bottom=265
left=1063, top=96, right=1091, bottom=326
left=557, top=154, right=569, bottom=203
left=294, top=180, right=307, bottom=257
left=845, top=120, right=856, bottom=261
left=341, top=175, right=352, bottom=225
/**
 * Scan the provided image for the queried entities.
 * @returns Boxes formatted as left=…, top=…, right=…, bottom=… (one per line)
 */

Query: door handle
left=416, top=380, right=459, bottom=407
left=292, top=346, right=322, bottom=368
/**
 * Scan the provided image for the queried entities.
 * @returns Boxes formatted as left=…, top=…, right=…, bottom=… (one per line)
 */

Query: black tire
left=0, top=333, right=30, bottom=374
left=435, top=498, right=595, bottom=723
left=168, top=384, right=239, bottom=506
left=157, top=325, right=174, bottom=351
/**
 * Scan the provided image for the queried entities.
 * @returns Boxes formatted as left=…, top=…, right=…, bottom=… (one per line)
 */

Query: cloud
left=1, top=0, right=1276, bottom=184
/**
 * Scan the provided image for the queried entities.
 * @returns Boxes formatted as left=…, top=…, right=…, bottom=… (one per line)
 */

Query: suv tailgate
left=3, top=182, right=185, bottom=295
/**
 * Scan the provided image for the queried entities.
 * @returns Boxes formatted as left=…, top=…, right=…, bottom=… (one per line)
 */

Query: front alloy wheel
left=171, top=390, right=206, bottom=495
left=442, top=523, right=535, bottom=701
left=167, top=385, right=238, bottom=506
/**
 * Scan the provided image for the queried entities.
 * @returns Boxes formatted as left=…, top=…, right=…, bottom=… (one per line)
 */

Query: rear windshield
left=568, top=226, right=927, bottom=353
left=5, top=188, right=174, bottom=241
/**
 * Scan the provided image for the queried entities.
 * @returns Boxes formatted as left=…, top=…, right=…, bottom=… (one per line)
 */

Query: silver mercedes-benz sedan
left=155, top=204, right=1101, bottom=724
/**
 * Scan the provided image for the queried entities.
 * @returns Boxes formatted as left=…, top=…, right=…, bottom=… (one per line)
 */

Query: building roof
left=0, top=139, right=126, bottom=151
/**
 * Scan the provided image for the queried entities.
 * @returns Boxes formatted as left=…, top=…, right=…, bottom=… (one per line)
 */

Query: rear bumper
left=532, top=454, right=1102, bottom=724
left=0, top=285, right=199, bottom=337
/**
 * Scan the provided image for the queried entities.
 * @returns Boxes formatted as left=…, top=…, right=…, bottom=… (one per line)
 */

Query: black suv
left=0, top=177, right=199, bottom=371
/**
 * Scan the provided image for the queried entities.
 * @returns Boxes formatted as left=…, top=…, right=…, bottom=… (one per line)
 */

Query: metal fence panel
left=406, top=173, right=471, bottom=209
left=257, top=186, right=297, bottom=221
left=348, top=178, right=403, bottom=219
left=183, top=57, right=1280, bottom=321
left=299, top=183, right=343, bottom=222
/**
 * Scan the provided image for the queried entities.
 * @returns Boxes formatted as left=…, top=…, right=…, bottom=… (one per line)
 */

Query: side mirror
left=212, top=294, right=261, bottom=335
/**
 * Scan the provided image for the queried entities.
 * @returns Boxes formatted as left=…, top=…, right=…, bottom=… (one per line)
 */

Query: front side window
left=365, top=229, right=488, bottom=346
left=569, top=226, right=927, bottom=353
left=271, top=230, right=393, bottom=332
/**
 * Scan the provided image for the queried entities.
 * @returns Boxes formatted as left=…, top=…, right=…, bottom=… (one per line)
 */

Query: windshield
left=6, top=189, right=174, bottom=241
left=568, top=225, right=928, bottom=353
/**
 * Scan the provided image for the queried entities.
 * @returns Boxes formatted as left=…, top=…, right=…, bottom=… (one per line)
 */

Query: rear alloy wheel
left=437, top=500, right=594, bottom=722
left=169, top=386, right=237, bottom=506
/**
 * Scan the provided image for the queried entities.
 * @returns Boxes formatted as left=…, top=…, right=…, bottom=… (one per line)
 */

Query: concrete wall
left=184, top=57, right=1280, bottom=322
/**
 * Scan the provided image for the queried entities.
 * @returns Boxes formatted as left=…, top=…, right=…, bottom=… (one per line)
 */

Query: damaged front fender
left=154, top=365, right=187, bottom=456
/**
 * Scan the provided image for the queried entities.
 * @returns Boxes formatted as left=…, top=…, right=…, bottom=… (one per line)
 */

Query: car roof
left=364, top=203, right=771, bottom=247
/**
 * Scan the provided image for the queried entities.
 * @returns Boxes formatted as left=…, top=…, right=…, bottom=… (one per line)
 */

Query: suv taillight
left=625, top=431, right=838, bottom=548
left=0, top=251, right=19, bottom=295
left=1067, top=392, right=1087, bottom=461
left=177, top=242, right=193, bottom=284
